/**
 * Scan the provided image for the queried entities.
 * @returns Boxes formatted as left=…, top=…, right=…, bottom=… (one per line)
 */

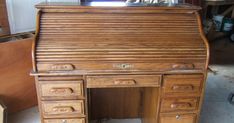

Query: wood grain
left=32, top=3, right=209, bottom=123
left=0, top=0, right=10, bottom=36
left=0, top=37, right=37, bottom=113
left=89, top=88, right=142, bottom=119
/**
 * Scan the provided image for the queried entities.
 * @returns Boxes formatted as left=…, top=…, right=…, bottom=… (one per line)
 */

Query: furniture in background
left=203, top=0, right=234, bottom=41
left=0, top=0, right=10, bottom=36
left=32, top=2, right=209, bottom=123
left=0, top=34, right=37, bottom=113
left=203, top=0, right=234, bottom=19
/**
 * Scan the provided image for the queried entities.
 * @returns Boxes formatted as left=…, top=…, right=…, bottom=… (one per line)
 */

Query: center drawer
left=41, top=100, right=85, bottom=118
left=86, top=75, right=161, bottom=88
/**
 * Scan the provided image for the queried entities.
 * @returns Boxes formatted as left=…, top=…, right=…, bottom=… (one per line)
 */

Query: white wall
left=6, top=0, right=80, bottom=34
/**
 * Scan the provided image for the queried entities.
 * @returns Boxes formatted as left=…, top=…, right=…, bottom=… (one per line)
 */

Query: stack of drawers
left=160, top=74, right=204, bottom=123
left=36, top=76, right=86, bottom=123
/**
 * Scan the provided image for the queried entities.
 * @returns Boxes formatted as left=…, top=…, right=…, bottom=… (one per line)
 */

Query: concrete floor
left=7, top=38, right=234, bottom=123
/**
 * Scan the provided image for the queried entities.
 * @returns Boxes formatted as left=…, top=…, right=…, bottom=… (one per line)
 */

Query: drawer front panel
left=42, top=100, right=85, bottom=118
left=37, top=62, right=205, bottom=72
left=160, top=113, right=196, bottom=123
left=86, top=75, right=161, bottom=88
left=44, top=118, right=85, bottom=123
left=161, top=98, right=199, bottom=112
left=39, top=80, right=84, bottom=100
left=163, top=75, right=203, bottom=96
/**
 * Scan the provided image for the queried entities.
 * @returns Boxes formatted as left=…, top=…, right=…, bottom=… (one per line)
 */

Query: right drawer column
left=160, top=74, right=204, bottom=123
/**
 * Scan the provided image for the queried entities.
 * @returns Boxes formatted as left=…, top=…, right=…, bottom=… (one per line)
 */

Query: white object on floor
left=0, top=102, right=6, bottom=123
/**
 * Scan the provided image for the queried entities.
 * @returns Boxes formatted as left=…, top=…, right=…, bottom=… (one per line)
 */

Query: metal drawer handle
left=170, top=102, right=192, bottom=109
left=50, top=64, right=74, bottom=71
left=114, top=79, right=136, bottom=85
left=176, top=115, right=181, bottom=120
left=52, top=106, right=75, bottom=113
left=172, top=63, right=194, bottom=70
left=172, top=84, right=194, bottom=91
left=50, top=87, right=74, bottom=94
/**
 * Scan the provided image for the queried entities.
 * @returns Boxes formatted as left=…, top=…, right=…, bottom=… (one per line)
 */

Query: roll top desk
left=31, top=2, right=209, bottom=123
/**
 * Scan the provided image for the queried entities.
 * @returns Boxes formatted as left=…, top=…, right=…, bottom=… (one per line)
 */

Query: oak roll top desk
left=31, top=2, right=209, bottom=123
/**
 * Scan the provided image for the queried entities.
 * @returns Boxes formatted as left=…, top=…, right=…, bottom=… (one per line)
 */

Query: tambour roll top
left=33, top=2, right=209, bottom=74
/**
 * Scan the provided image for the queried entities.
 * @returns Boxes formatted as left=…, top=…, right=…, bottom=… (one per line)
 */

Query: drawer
left=37, top=62, right=205, bottom=72
left=38, top=80, right=84, bottom=100
left=86, top=75, right=161, bottom=88
left=163, top=75, right=203, bottom=96
left=44, top=118, right=85, bottom=123
left=161, top=98, right=199, bottom=112
left=160, top=113, right=196, bottom=123
left=42, top=100, right=85, bottom=118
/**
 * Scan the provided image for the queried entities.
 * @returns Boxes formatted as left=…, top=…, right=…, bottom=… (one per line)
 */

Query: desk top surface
left=36, top=2, right=201, bottom=10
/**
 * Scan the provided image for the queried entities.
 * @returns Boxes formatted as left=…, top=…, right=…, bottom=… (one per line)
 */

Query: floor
left=8, top=38, right=234, bottom=123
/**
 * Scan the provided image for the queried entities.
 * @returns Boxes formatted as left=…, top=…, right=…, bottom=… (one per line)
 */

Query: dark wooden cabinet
left=32, top=2, right=209, bottom=123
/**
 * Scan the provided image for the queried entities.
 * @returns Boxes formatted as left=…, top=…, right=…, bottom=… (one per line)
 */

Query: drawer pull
left=50, top=87, right=74, bottom=94
left=172, top=63, right=194, bottom=70
left=176, top=115, right=181, bottom=120
left=172, top=84, right=194, bottom=91
left=50, top=64, right=74, bottom=71
left=170, top=102, right=192, bottom=109
left=52, top=106, right=75, bottom=113
left=62, top=119, right=67, bottom=123
left=114, top=79, right=136, bottom=85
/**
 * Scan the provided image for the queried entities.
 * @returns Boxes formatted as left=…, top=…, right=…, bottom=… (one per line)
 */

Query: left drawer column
left=35, top=76, right=86, bottom=123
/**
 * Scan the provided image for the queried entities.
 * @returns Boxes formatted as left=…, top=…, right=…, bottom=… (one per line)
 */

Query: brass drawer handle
left=172, top=84, right=194, bottom=91
left=176, top=115, right=181, bottom=120
left=52, top=106, right=75, bottom=113
left=172, top=63, right=194, bottom=70
left=170, top=102, right=192, bottom=109
left=114, top=79, right=136, bottom=85
left=50, top=87, right=74, bottom=94
left=50, top=64, right=74, bottom=71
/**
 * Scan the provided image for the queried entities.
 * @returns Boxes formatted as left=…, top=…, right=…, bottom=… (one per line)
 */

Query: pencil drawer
left=86, top=75, right=161, bottom=88
left=160, top=113, right=197, bottom=123
left=44, top=118, right=85, bottom=123
left=41, top=100, right=85, bottom=118
left=38, top=80, right=84, bottom=100
left=160, top=98, right=199, bottom=112
left=163, top=75, right=203, bottom=96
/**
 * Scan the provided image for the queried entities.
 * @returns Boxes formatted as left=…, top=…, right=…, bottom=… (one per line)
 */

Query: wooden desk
left=32, top=2, right=209, bottom=123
